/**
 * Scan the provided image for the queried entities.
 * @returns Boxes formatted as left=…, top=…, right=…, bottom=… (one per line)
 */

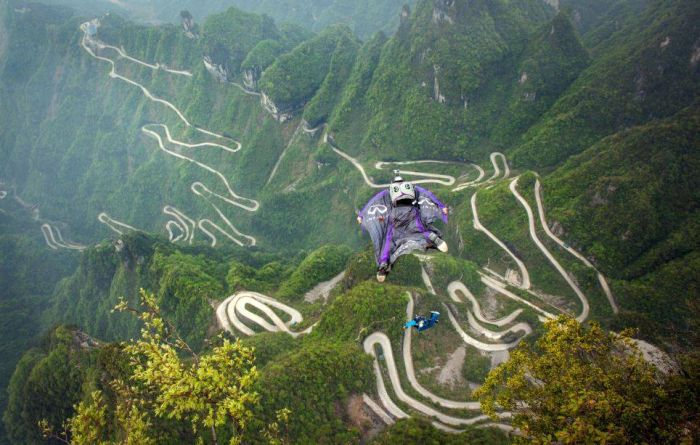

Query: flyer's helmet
left=389, top=170, right=416, bottom=204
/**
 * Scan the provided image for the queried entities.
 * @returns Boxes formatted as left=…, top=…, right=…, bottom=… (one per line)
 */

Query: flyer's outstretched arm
left=415, top=186, right=448, bottom=225
left=358, top=190, right=392, bottom=265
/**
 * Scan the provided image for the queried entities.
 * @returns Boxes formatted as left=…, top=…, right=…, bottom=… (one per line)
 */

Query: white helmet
left=389, top=170, right=416, bottom=204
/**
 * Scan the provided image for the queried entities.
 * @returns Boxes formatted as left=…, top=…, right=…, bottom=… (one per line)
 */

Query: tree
left=474, top=316, right=694, bottom=444
left=42, top=289, right=288, bottom=445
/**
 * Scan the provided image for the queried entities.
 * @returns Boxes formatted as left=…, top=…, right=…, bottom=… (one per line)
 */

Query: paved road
left=509, top=177, right=589, bottom=322
left=98, top=212, right=138, bottom=235
left=331, top=145, right=467, bottom=188
left=41, top=224, right=86, bottom=250
left=214, top=288, right=511, bottom=431
left=403, top=293, right=482, bottom=409
left=363, top=331, right=505, bottom=427
left=216, top=291, right=312, bottom=338
left=93, top=30, right=192, bottom=77
left=421, top=267, right=530, bottom=341
left=471, top=191, right=531, bottom=289
left=480, top=274, right=556, bottom=320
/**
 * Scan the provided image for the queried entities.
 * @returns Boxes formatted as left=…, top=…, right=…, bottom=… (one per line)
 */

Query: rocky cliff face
left=260, top=92, right=294, bottom=122
left=180, top=11, right=197, bottom=38
left=203, top=55, right=229, bottom=81
left=432, top=0, right=455, bottom=25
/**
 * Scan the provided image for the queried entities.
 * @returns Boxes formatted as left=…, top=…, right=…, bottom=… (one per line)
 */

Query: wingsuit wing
left=415, top=186, right=448, bottom=225
left=359, top=190, right=392, bottom=265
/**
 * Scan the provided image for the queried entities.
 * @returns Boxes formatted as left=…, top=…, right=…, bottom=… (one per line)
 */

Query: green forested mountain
left=1, top=0, right=699, bottom=442
left=0, top=196, right=78, bottom=443
left=37, top=0, right=417, bottom=39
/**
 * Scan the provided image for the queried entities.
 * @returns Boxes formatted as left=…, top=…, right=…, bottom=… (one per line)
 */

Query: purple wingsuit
left=358, top=186, right=447, bottom=267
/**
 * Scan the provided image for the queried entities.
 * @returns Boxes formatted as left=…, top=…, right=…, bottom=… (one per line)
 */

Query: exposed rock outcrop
left=72, top=329, right=100, bottom=350
left=203, top=56, right=228, bottom=82
left=433, top=64, right=446, bottom=104
left=432, top=0, right=455, bottom=25
left=243, top=67, right=260, bottom=90
left=691, top=39, right=700, bottom=67
left=400, top=4, right=411, bottom=23
left=543, top=0, right=559, bottom=11
left=260, top=92, right=294, bottom=122
left=180, top=11, right=197, bottom=39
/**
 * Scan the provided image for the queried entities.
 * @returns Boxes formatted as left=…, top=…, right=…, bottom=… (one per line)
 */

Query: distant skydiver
left=404, top=311, right=441, bottom=332
left=357, top=170, right=449, bottom=282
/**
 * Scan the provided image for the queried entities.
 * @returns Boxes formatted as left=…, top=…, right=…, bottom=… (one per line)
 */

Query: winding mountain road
left=142, top=125, right=256, bottom=211
left=404, top=294, right=481, bottom=409
left=41, top=224, right=86, bottom=251
left=95, top=39, right=193, bottom=77
left=488, top=153, right=510, bottom=181
left=323, top=133, right=485, bottom=190
left=214, top=286, right=514, bottom=432
left=216, top=291, right=312, bottom=337
left=480, top=275, right=555, bottom=320
left=81, top=20, right=257, bottom=247
left=509, top=177, right=589, bottom=322
left=446, top=281, right=523, bottom=327
left=363, top=332, right=504, bottom=427
left=471, top=191, right=531, bottom=289
left=421, top=265, right=530, bottom=342
left=78, top=17, right=622, bottom=435
left=163, top=205, right=196, bottom=243
left=98, top=212, right=139, bottom=235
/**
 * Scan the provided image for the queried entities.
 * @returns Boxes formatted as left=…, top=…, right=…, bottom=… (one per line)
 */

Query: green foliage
left=312, top=281, right=408, bottom=342
left=201, top=6, right=279, bottom=75
left=371, top=417, right=508, bottom=445
left=276, top=245, right=352, bottom=301
left=493, top=12, right=590, bottom=144
left=302, top=32, right=360, bottom=127
left=258, top=25, right=355, bottom=110
left=150, top=250, right=224, bottom=349
left=542, top=104, right=700, bottom=343
left=61, top=0, right=414, bottom=41
left=543, top=104, right=700, bottom=274
left=560, top=0, right=648, bottom=39
left=49, top=233, right=258, bottom=350
left=0, top=195, right=79, bottom=444
left=240, top=24, right=312, bottom=74
left=240, top=332, right=299, bottom=368
left=3, top=326, right=95, bottom=445
left=48, top=235, right=150, bottom=343
left=115, top=290, right=261, bottom=444
left=426, top=254, right=480, bottom=293
left=462, top=349, right=491, bottom=383
left=227, top=260, right=290, bottom=294
left=240, top=39, right=283, bottom=72
left=358, top=0, right=552, bottom=160
left=342, top=246, right=423, bottom=288
left=512, top=0, right=700, bottom=167
left=251, top=340, right=373, bottom=444
left=328, top=31, right=387, bottom=145
left=2, top=3, right=700, bottom=441
left=475, top=316, right=692, bottom=444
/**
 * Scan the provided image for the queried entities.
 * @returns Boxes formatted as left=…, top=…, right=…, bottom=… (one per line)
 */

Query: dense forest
left=1, top=0, right=699, bottom=442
